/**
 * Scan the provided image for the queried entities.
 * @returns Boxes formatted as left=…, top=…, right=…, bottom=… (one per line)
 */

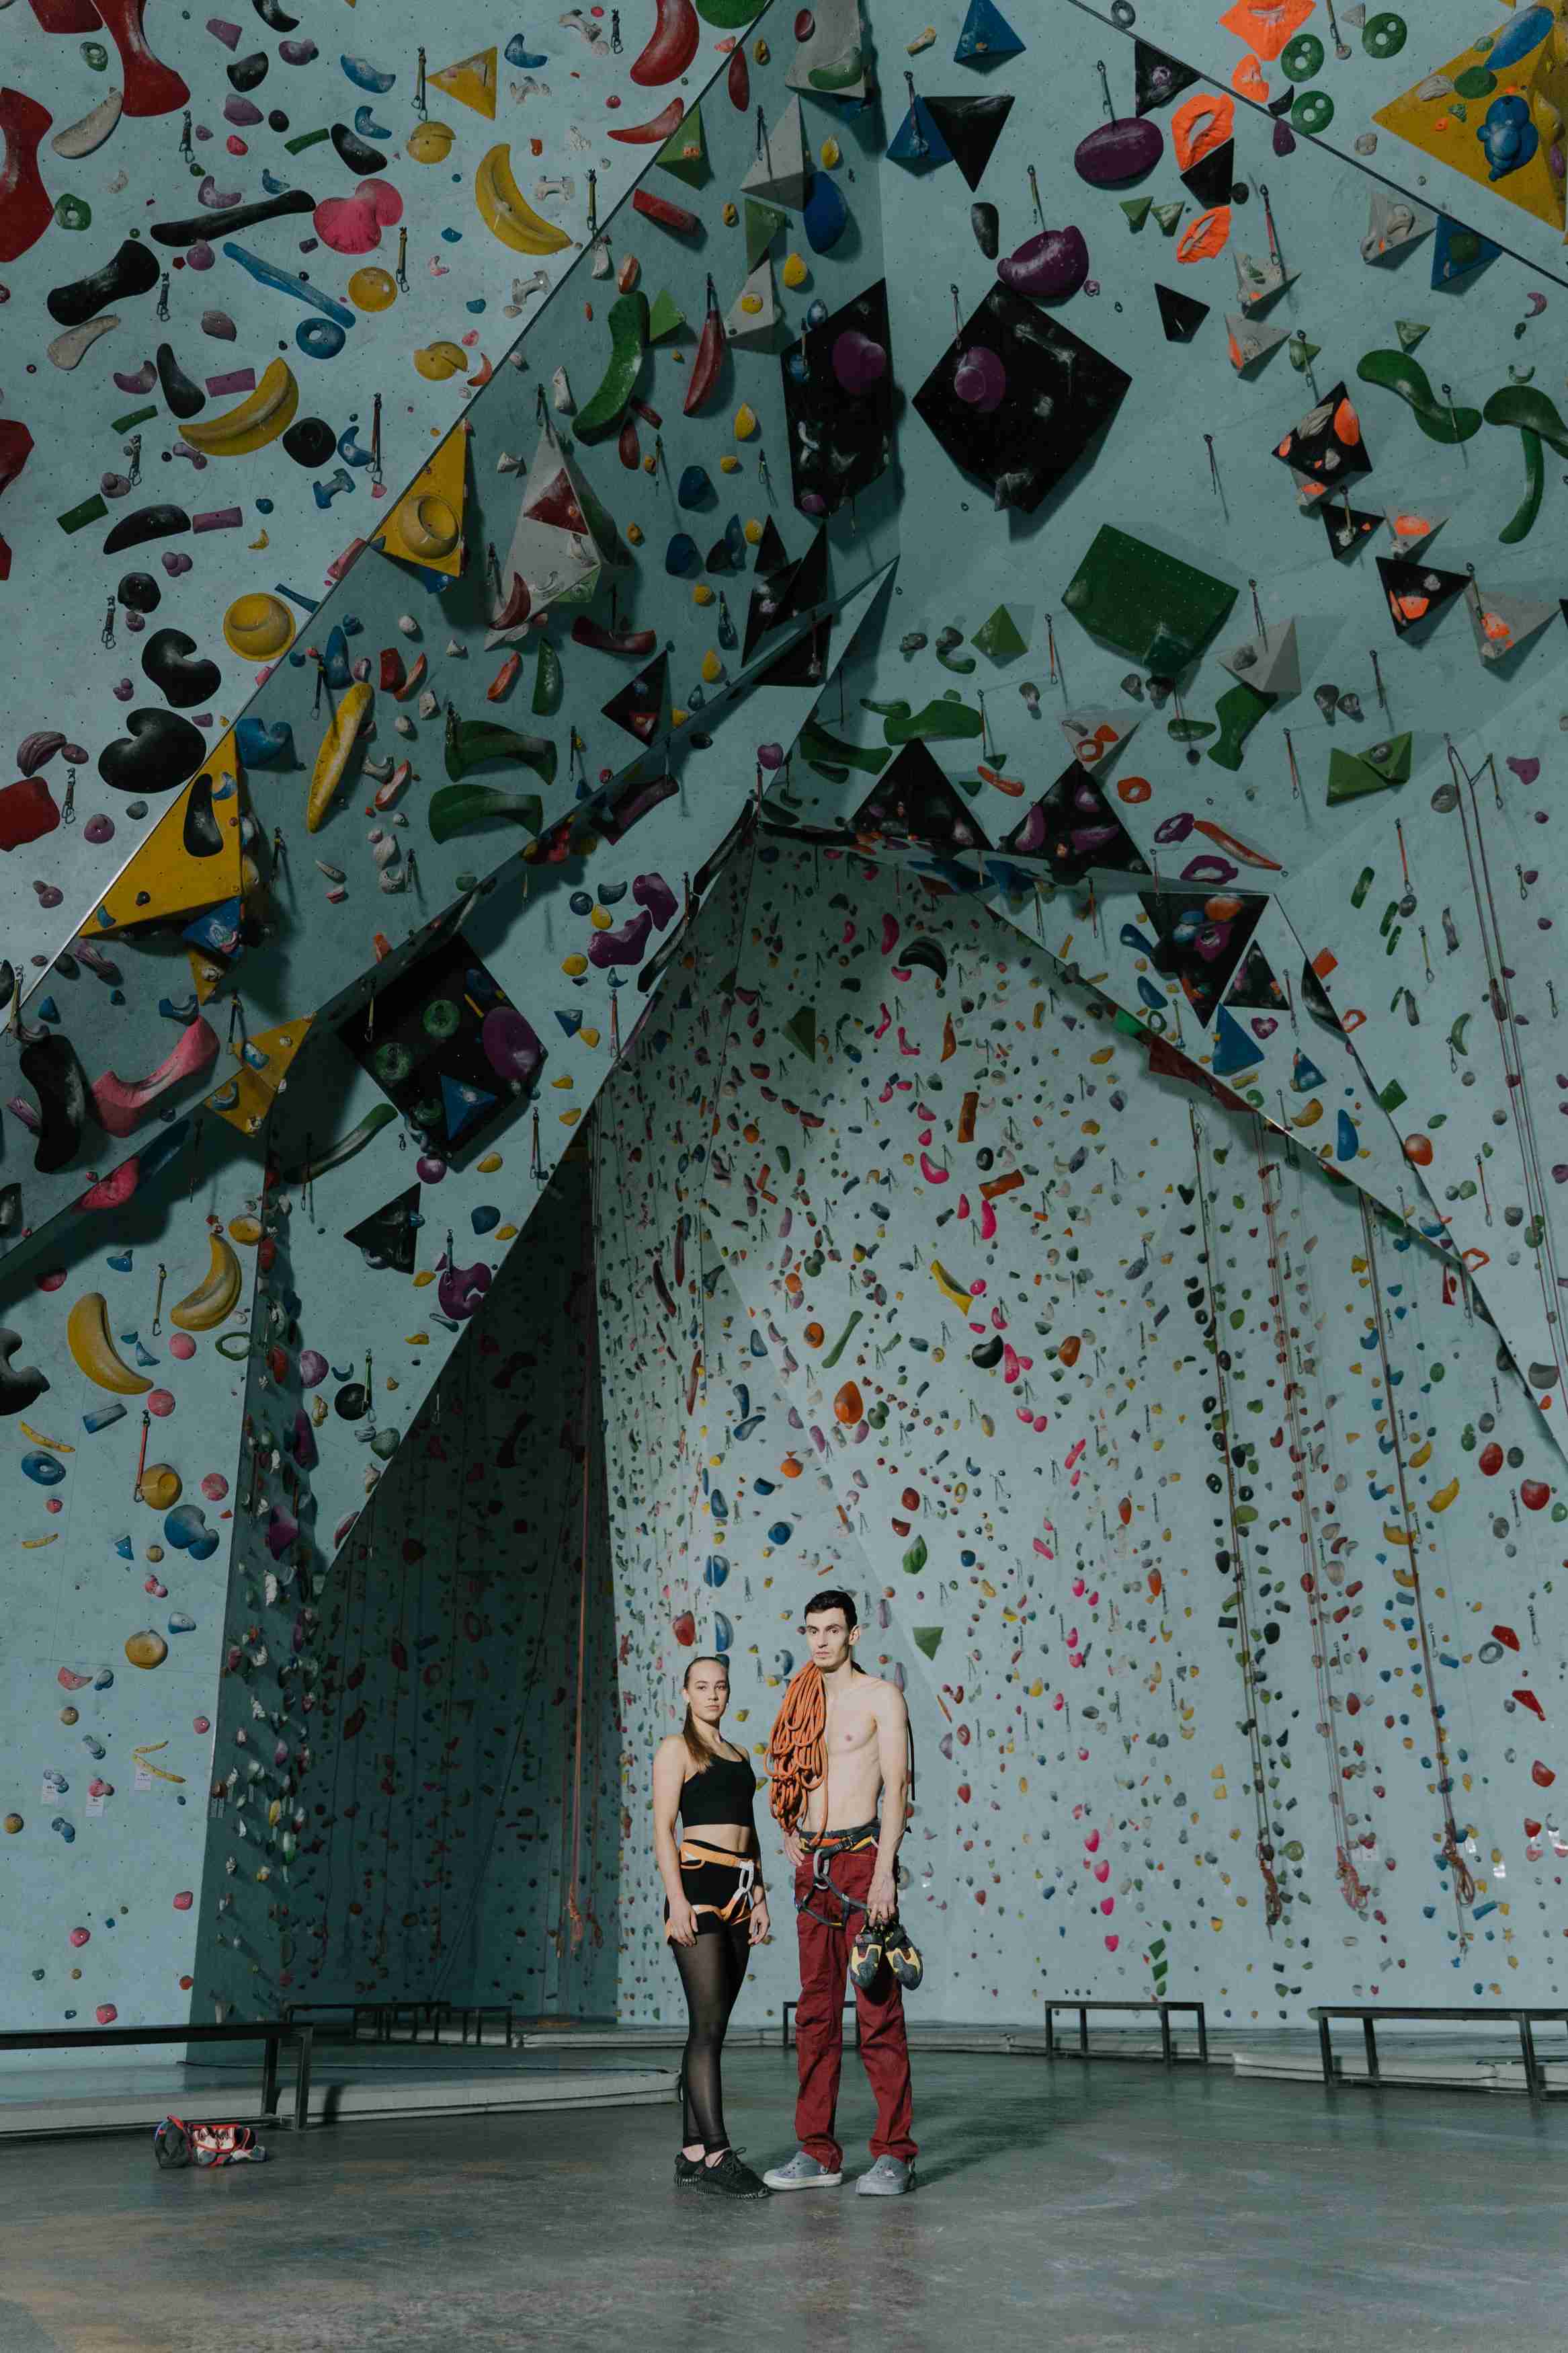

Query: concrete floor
left=1, top=2049, right=1564, bottom=2353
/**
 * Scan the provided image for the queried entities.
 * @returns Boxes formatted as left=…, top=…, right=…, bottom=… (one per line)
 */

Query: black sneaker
left=675, top=2151, right=704, bottom=2188
left=694, top=2147, right=770, bottom=2200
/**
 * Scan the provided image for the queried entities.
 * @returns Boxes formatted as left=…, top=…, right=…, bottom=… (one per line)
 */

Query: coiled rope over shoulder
left=766, top=1660, right=827, bottom=1832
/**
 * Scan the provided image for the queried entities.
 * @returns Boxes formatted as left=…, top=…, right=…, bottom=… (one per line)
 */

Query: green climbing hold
left=1120, top=196, right=1153, bottom=229
left=1290, top=89, right=1334, bottom=133
left=655, top=100, right=708, bottom=186
left=1207, top=682, right=1277, bottom=772
left=972, top=604, right=1028, bottom=660
left=1151, top=200, right=1186, bottom=235
left=647, top=288, right=688, bottom=342
left=1452, top=65, right=1495, bottom=99
left=912, top=1627, right=944, bottom=1659
left=1280, top=31, right=1323, bottom=77
left=1355, top=350, right=1481, bottom=443
left=784, top=1004, right=817, bottom=1060
left=1483, top=381, right=1568, bottom=459
left=532, top=637, right=563, bottom=715
left=902, top=1536, right=929, bottom=1576
left=571, top=290, right=648, bottom=439
left=1394, top=319, right=1430, bottom=352
left=798, top=717, right=892, bottom=779
left=1288, top=333, right=1321, bottom=372
left=745, top=196, right=788, bottom=269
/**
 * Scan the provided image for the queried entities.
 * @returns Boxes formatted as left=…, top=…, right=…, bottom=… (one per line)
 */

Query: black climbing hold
left=227, top=49, right=269, bottom=91
left=18, top=1032, right=96, bottom=1175
left=1155, top=282, right=1210, bottom=341
left=46, top=237, right=161, bottom=328
left=142, top=627, right=223, bottom=711
left=333, top=1381, right=370, bottom=1421
left=253, top=0, right=299, bottom=27
left=183, top=766, right=226, bottom=856
left=971, top=200, right=999, bottom=259
left=150, top=189, right=314, bottom=247
left=331, top=122, right=387, bottom=173
left=102, top=503, right=191, bottom=555
left=118, top=570, right=162, bottom=612
left=98, top=708, right=206, bottom=797
left=282, top=416, right=337, bottom=467
left=155, top=342, right=206, bottom=421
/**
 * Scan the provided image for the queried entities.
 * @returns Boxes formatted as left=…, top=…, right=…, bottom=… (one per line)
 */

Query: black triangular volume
left=1135, top=40, right=1200, bottom=114
left=998, top=760, right=1151, bottom=884
left=1156, top=282, right=1210, bottom=342
left=923, top=93, right=1015, bottom=192
left=1223, top=939, right=1287, bottom=1013
left=850, top=739, right=992, bottom=854
left=1319, top=502, right=1381, bottom=561
left=602, top=650, right=669, bottom=744
left=1137, top=887, right=1268, bottom=1023
left=743, top=524, right=829, bottom=662
left=757, top=612, right=833, bottom=688
left=1179, top=138, right=1234, bottom=210
left=1377, top=555, right=1470, bottom=637
left=345, top=1182, right=421, bottom=1274
left=753, top=516, right=791, bottom=577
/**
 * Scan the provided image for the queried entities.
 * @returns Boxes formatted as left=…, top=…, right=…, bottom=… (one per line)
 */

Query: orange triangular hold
left=204, top=1015, right=316, bottom=1137
left=90, top=730, right=245, bottom=932
left=430, top=47, right=498, bottom=120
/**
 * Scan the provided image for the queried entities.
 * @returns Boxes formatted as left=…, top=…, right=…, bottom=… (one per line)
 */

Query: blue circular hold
left=441, top=227, right=462, bottom=243
left=471, top=1204, right=500, bottom=1234
left=569, top=889, right=594, bottom=916
left=255, top=497, right=274, bottom=514
left=296, top=317, right=346, bottom=359
left=21, top=1450, right=65, bottom=1486
left=466, top=298, right=486, bottom=313
left=704, top=1553, right=730, bottom=1588
left=960, top=1549, right=977, bottom=1566
left=768, top=1520, right=792, bottom=1545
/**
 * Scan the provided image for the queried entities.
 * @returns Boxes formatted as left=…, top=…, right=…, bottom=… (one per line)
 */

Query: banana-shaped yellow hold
left=930, top=1259, right=973, bottom=1312
left=170, top=1232, right=245, bottom=1332
left=474, top=144, right=573, bottom=255
left=307, top=680, right=373, bottom=833
left=67, top=1292, right=152, bottom=1396
left=177, top=358, right=300, bottom=456
left=18, top=1420, right=73, bottom=1453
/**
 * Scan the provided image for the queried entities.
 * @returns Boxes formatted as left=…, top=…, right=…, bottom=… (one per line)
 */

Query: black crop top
left=679, top=1746, right=757, bottom=1830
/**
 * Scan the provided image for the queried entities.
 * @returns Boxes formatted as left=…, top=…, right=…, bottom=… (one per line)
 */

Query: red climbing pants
left=792, top=1842, right=917, bottom=2168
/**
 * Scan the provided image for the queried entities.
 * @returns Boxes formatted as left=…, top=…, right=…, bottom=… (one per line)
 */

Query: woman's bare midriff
left=683, top=1821, right=751, bottom=1853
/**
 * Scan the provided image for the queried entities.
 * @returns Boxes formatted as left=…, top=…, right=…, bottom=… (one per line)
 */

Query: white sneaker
left=763, top=2149, right=844, bottom=2190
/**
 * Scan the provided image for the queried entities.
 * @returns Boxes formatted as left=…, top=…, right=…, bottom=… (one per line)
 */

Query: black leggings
left=673, top=1921, right=751, bottom=2152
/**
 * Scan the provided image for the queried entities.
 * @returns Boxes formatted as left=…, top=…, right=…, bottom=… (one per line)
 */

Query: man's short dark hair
left=802, top=1588, right=858, bottom=1630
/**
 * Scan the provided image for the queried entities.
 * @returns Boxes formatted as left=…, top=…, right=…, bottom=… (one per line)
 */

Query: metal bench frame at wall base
left=281, top=1999, right=514, bottom=2047
left=0, top=2021, right=314, bottom=2131
left=1035, top=1999, right=1208, bottom=2066
left=1311, top=2005, right=1568, bottom=2104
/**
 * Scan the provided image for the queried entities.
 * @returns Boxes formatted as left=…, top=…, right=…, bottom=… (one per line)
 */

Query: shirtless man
left=762, top=1589, right=919, bottom=2196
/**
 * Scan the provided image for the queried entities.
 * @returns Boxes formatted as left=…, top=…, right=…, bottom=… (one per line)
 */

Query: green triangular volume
left=656, top=100, right=708, bottom=186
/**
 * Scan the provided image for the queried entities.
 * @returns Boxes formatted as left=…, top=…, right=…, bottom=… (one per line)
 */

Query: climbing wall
left=192, top=1146, right=620, bottom=2022
left=598, top=836, right=1567, bottom=2024
left=7, top=0, right=1568, bottom=2043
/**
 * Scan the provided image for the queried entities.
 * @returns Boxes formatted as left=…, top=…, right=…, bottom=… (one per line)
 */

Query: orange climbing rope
left=767, top=1660, right=829, bottom=1833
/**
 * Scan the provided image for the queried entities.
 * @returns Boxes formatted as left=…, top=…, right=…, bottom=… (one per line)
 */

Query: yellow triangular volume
left=1373, top=24, right=1568, bottom=235
left=374, top=428, right=468, bottom=580
left=430, top=47, right=498, bottom=120
left=205, top=1015, right=316, bottom=1136
left=91, top=731, right=245, bottom=932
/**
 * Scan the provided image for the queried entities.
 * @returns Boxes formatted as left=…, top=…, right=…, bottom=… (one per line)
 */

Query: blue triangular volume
left=441, top=1072, right=497, bottom=1143
left=1431, top=214, right=1500, bottom=288
left=886, top=93, right=952, bottom=168
left=954, top=0, right=1026, bottom=65
left=1211, top=1004, right=1264, bottom=1080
